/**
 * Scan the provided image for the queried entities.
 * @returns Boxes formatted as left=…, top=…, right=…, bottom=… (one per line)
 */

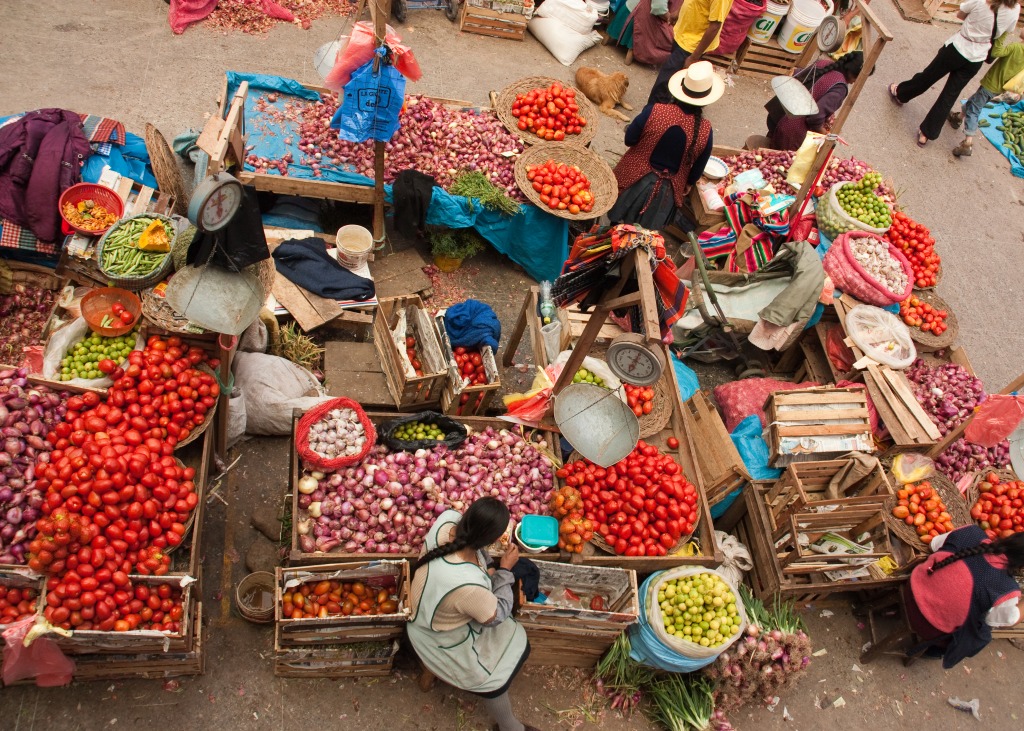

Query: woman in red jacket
left=907, top=526, right=1023, bottom=667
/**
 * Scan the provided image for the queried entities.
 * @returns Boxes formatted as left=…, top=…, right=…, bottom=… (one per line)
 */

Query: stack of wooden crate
left=460, top=0, right=533, bottom=40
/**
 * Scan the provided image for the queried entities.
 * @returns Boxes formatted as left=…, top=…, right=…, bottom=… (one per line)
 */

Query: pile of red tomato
left=556, top=441, right=699, bottom=557
left=624, top=384, right=655, bottom=418
left=511, top=82, right=587, bottom=142
left=0, top=584, right=38, bottom=625
left=526, top=160, right=595, bottom=215
left=884, top=211, right=940, bottom=289
left=406, top=336, right=425, bottom=378
left=900, top=295, right=949, bottom=335
left=27, top=335, right=217, bottom=633
left=970, top=472, right=1024, bottom=539
left=453, top=346, right=488, bottom=386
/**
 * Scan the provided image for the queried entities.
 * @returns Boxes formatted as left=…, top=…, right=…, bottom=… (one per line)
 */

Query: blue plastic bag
left=332, top=48, right=406, bottom=143
left=671, top=355, right=699, bottom=402
left=731, top=415, right=782, bottom=481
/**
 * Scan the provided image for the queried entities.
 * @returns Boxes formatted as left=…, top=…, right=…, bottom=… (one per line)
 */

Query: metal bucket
left=553, top=383, right=639, bottom=467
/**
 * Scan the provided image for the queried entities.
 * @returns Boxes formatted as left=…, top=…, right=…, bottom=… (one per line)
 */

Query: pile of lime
left=836, top=172, right=891, bottom=229
left=657, top=572, right=742, bottom=648
left=572, top=367, right=606, bottom=388
left=393, top=420, right=445, bottom=441
left=59, top=329, right=138, bottom=381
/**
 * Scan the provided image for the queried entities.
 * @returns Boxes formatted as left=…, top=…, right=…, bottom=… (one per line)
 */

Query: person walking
left=606, top=0, right=683, bottom=66
left=646, top=0, right=735, bottom=105
left=889, top=0, right=1020, bottom=147
left=948, top=26, right=1024, bottom=156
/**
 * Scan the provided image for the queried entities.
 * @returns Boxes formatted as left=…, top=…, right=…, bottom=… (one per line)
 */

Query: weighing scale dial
left=816, top=16, right=846, bottom=53
left=606, top=333, right=666, bottom=387
left=188, top=173, right=244, bottom=232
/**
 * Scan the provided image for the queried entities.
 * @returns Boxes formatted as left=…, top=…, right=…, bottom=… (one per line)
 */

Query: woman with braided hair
left=906, top=525, right=1023, bottom=667
left=407, top=498, right=539, bottom=731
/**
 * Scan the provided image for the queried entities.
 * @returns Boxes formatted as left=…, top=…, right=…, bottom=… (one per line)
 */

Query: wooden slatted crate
left=274, top=636, right=400, bottom=678
left=373, top=294, right=448, bottom=410
left=435, top=311, right=501, bottom=416
left=682, top=390, right=749, bottom=507
left=460, top=2, right=529, bottom=40
left=519, top=561, right=639, bottom=667
left=761, top=459, right=892, bottom=532
left=776, top=502, right=893, bottom=575
left=862, top=364, right=940, bottom=453
left=765, top=386, right=875, bottom=467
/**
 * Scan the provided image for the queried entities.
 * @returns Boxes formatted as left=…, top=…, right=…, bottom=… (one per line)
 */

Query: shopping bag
left=332, top=48, right=406, bottom=144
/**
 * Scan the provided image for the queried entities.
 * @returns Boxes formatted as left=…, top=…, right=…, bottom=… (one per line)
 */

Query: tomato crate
left=434, top=311, right=501, bottom=416
left=373, top=294, right=448, bottom=411
left=288, top=410, right=561, bottom=565
left=166, top=422, right=211, bottom=578
left=275, top=560, right=410, bottom=648
left=761, top=459, right=893, bottom=533
left=274, top=636, right=399, bottom=678
left=765, top=387, right=875, bottom=467
left=681, top=390, right=749, bottom=507
left=519, top=561, right=639, bottom=667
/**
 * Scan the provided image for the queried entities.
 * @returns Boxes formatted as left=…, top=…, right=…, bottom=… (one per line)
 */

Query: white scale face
left=200, top=181, right=243, bottom=232
left=607, top=335, right=665, bottom=387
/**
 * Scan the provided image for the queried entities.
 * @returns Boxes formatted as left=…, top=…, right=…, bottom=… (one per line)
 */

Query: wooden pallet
left=459, top=2, right=528, bottom=40
left=765, top=386, right=875, bottom=467
left=708, top=38, right=800, bottom=81
left=862, top=364, right=940, bottom=453
left=374, top=294, right=448, bottom=410
left=682, top=390, right=749, bottom=507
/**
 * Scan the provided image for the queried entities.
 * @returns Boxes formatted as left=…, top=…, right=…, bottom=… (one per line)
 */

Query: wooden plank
left=775, top=423, right=872, bottom=437
left=772, top=390, right=867, bottom=405
left=863, top=367, right=914, bottom=446
left=322, top=341, right=394, bottom=409
left=236, top=171, right=378, bottom=203
left=773, top=408, right=872, bottom=422
left=196, top=116, right=225, bottom=158
left=369, top=247, right=433, bottom=299
left=879, top=367, right=942, bottom=441
left=266, top=245, right=344, bottom=332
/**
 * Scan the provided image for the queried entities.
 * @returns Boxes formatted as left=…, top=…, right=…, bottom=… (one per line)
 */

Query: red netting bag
left=823, top=231, right=913, bottom=307
left=295, top=397, right=377, bottom=471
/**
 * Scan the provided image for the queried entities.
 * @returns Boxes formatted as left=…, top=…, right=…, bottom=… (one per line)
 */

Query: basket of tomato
left=884, top=474, right=971, bottom=550
left=883, top=211, right=941, bottom=290
left=624, top=381, right=672, bottom=438
left=966, top=469, right=1024, bottom=540
left=514, top=143, right=617, bottom=221
left=899, top=290, right=957, bottom=353
left=496, top=77, right=597, bottom=147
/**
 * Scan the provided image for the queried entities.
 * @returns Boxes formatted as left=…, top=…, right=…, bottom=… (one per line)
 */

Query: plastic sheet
left=846, top=304, right=916, bottom=369
left=965, top=395, right=1024, bottom=448
left=978, top=99, right=1024, bottom=179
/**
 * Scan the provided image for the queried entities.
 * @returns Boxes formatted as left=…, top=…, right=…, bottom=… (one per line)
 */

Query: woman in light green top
left=606, top=0, right=681, bottom=66
left=408, top=498, right=538, bottom=731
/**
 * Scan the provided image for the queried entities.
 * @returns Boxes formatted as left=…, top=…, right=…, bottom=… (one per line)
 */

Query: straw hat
left=668, top=61, right=725, bottom=106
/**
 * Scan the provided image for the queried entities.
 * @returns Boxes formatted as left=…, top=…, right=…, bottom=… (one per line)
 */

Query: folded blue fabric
left=445, top=299, right=501, bottom=351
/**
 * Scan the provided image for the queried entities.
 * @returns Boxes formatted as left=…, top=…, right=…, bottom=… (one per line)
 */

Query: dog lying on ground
left=575, top=67, right=632, bottom=123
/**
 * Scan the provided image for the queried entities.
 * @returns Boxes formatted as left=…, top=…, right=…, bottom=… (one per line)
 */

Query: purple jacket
left=0, top=108, right=91, bottom=242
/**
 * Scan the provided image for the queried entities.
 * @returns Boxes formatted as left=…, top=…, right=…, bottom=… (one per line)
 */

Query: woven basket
left=96, top=214, right=176, bottom=291
left=514, top=143, right=617, bottom=221
left=174, top=364, right=219, bottom=450
left=883, top=472, right=971, bottom=552
left=144, top=123, right=188, bottom=216
left=495, top=76, right=598, bottom=148
left=905, top=290, right=958, bottom=353
left=963, top=467, right=1020, bottom=517
left=912, top=262, right=943, bottom=292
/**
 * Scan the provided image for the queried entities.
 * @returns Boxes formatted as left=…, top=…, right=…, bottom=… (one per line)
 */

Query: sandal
left=916, top=132, right=928, bottom=148
left=889, top=83, right=903, bottom=106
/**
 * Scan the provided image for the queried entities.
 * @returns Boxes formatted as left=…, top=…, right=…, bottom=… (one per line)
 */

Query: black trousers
left=648, top=42, right=691, bottom=106
left=896, top=42, right=982, bottom=141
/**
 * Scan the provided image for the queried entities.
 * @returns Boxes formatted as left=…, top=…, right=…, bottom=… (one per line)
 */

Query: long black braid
left=927, top=531, right=1024, bottom=574
left=799, top=51, right=865, bottom=90
left=412, top=497, right=510, bottom=574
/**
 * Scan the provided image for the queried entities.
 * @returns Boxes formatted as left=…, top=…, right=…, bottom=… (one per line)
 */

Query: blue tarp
left=226, top=72, right=568, bottom=282
left=978, top=99, right=1024, bottom=179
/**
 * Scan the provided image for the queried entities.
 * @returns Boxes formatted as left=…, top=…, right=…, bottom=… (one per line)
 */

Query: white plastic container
left=335, top=225, right=373, bottom=270
left=747, top=0, right=790, bottom=43
left=777, top=0, right=832, bottom=53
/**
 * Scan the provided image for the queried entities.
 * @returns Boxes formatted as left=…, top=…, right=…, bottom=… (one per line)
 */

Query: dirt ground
left=2, top=1, right=1024, bottom=729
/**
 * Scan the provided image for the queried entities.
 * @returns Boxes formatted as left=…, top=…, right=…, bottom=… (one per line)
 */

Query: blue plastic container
left=518, top=515, right=558, bottom=549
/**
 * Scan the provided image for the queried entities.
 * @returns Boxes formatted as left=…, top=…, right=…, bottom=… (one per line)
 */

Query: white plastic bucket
left=335, top=225, right=373, bottom=270
left=777, top=0, right=833, bottom=53
left=747, top=0, right=790, bottom=43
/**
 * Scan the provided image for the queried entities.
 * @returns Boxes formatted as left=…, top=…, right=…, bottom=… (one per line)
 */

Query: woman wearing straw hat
left=609, top=61, right=723, bottom=231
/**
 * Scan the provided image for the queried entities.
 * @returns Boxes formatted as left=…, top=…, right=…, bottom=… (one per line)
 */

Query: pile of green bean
left=100, top=217, right=172, bottom=277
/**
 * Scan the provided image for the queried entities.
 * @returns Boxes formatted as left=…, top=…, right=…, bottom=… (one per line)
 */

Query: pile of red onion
left=0, top=368, right=67, bottom=564
left=295, top=427, right=555, bottom=555
left=716, top=151, right=896, bottom=203
left=0, top=283, right=56, bottom=365
left=904, top=359, right=1010, bottom=482
left=818, top=156, right=897, bottom=205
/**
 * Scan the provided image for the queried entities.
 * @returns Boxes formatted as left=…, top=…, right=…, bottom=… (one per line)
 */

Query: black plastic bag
left=380, top=411, right=468, bottom=451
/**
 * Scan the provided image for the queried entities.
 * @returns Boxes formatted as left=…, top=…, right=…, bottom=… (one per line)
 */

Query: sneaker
left=947, top=111, right=963, bottom=130
left=953, top=141, right=973, bottom=157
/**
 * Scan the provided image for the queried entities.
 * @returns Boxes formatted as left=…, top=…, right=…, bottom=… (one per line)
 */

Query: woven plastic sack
left=815, top=182, right=890, bottom=240
left=380, top=411, right=468, bottom=452
left=295, top=397, right=377, bottom=471
left=846, top=305, right=916, bottom=369
left=823, top=231, right=913, bottom=307
left=535, top=0, right=600, bottom=35
left=713, top=378, right=819, bottom=433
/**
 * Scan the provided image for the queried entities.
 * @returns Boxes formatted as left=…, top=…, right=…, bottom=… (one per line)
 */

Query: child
left=949, top=27, right=1024, bottom=157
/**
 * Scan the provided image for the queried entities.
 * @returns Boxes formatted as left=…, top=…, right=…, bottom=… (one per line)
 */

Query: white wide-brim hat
left=667, top=61, right=725, bottom=106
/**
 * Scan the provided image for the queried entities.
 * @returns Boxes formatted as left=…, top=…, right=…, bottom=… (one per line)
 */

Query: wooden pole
left=927, top=372, right=1024, bottom=458
left=370, top=0, right=391, bottom=243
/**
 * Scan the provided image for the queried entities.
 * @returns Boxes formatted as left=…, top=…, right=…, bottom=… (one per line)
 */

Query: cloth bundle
left=271, top=238, right=375, bottom=301
left=444, top=299, right=501, bottom=351
left=698, top=192, right=791, bottom=274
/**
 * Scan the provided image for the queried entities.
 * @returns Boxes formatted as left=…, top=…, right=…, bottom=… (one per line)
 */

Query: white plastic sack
left=528, top=17, right=602, bottom=66
left=233, top=352, right=330, bottom=436
left=535, top=0, right=600, bottom=34
left=714, top=530, right=754, bottom=587
left=226, top=387, right=247, bottom=448
left=551, top=350, right=627, bottom=403
left=41, top=318, right=144, bottom=389
left=238, top=317, right=268, bottom=354
left=846, top=305, right=916, bottom=369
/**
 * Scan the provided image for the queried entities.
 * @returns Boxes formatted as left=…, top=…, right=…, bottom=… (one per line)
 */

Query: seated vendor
left=906, top=526, right=1023, bottom=667
left=407, top=498, right=539, bottom=731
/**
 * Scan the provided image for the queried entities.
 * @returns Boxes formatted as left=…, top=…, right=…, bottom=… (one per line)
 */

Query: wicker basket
left=96, top=214, right=176, bottom=290
left=883, top=472, right=971, bottom=552
left=514, top=143, right=617, bottom=221
left=174, top=364, right=220, bottom=450
left=963, top=468, right=1020, bottom=517
left=495, top=76, right=598, bottom=148
left=904, top=289, right=958, bottom=353
left=144, top=123, right=188, bottom=216
left=912, top=262, right=942, bottom=292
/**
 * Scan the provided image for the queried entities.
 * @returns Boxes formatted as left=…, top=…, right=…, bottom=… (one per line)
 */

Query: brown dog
left=575, top=67, right=632, bottom=123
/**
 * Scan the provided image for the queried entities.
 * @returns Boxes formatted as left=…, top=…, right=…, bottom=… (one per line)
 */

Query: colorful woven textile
left=698, top=192, right=790, bottom=273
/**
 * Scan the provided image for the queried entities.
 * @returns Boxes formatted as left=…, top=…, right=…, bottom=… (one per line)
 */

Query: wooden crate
left=792, top=323, right=846, bottom=385
left=863, top=364, right=941, bottom=453
left=765, top=386, right=875, bottom=467
left=520, top=561, right=639, bottom=667
left=776, top=502, right=893, bottom=575
left=434, top=312, right=501, bottom=416
left=459, top=2, right=528, bottom=40
left=275, top=561, right=410, bottom=648
left=373, top=294, right=448, bottom=410
left=918, top=343, right=976, bottom=377
left=761, top=459, right=893, bottom=533
left=274, top=636, right=399, bottom=678
left=0, top=569, right=44, bottom=640
left=717, top=38, right=801, bottom=80
left=681, top=390, right=749, bottom=507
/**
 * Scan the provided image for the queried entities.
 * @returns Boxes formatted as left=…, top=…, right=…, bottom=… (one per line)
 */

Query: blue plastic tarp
left=979, top=99, right=1024, bottom=179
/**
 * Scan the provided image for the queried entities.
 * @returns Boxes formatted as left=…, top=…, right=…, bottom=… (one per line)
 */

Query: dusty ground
left=2, top=1, right=1024, bottom=729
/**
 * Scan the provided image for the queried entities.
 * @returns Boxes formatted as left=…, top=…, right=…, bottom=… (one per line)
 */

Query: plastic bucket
left=335, top=225, right=373, bottom=270
left=777, top=0, right=833, bottom=53
left=747, top=0, right=790, bottom=43
left=236, top=571, right=276, bottom=624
